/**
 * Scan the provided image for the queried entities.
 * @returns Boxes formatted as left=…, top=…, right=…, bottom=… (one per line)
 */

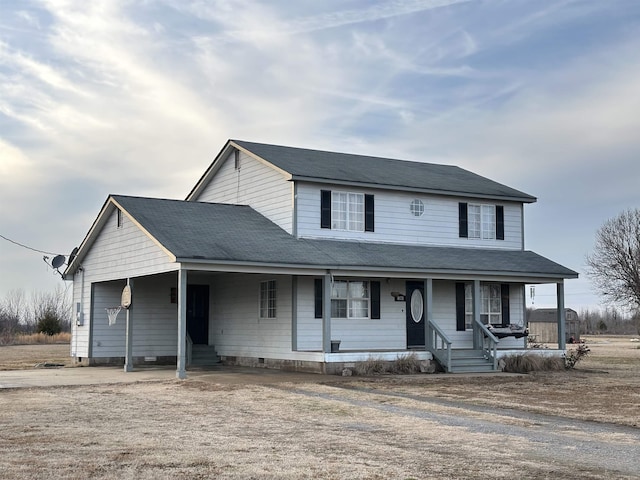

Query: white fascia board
left=110, top=197, right=177, bottom=262
left=186, top=141, right=235, bottom=201
left=63, top=197, right=177, bottom=278
left=230, top=141, right=293, bottom=180
left=293, top=177, right=537, bottom=204
left=186, top=140, right=293, bottom=201
left=63, top=197, right=114, bottom=277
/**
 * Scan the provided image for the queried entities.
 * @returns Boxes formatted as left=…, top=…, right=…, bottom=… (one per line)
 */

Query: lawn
left=0, top=335, right=638, bottom=479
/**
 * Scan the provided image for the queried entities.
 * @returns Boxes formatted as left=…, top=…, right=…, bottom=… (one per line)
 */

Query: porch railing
left=186, top=333, right=193, bottom=367
left=473, top=320, right=499, bottom=370
left=426, top=321, right=452, bottom=372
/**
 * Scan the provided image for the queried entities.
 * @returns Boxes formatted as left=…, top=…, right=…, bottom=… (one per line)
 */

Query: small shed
left=528, top=308, right=580, bottom=344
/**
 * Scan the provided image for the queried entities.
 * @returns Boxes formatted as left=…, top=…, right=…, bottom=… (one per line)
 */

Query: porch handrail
left=186, top=333, right=193, bottom=367
left=473, top=320, right=499, bottom=370
left=426, top=320, right=452, bottom=372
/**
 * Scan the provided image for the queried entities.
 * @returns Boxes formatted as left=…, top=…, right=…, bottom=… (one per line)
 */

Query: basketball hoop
left=106, top=306, right=122, bottom=326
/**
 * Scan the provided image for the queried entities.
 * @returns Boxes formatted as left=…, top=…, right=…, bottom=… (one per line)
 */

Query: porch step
left=190, top=345, right=220, bottom=366
left=448, top=350, right=495, bottom=373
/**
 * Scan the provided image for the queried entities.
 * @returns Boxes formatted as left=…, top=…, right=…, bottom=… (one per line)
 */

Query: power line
left=0, top=233, right=63, bottom=256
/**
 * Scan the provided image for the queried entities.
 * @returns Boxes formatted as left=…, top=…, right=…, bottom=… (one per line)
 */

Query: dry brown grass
left=0, top=335, right=639, bottom=479
left=0, top=344, right=71, bottom=370
left=13, top=332, right=71, bottom=344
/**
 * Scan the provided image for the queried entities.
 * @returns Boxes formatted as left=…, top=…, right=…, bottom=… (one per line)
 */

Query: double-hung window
left=459, top=202, right=504, bottom=240
left=468, top=204, right=496, bottom=239
left=259, top=280, right=277, bottom=319
left=331, top=192, right=364, bottom=231
left=331, top=280, right=369, bottom=319
left=321, top=190, right=374, bottom=232
left=464, top=283, right=501, bottom=329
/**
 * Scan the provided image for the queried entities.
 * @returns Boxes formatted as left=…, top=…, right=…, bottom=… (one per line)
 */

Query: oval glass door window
left=410, top=289, right=423, bottom=323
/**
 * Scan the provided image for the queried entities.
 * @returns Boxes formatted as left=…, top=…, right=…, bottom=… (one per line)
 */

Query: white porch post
left=424, top=278, right=433, bottom=350
left=522, top=284, right=528, bottom=348
left=322, top=273, right=331, bottom=353
left=557, top=281, right=566, bottom=350
left=124, top=278, right=134, bottom=373
left=176, top=268, right=188, bottom=379
left=291, top=276, right=298, bottom=351
left=473, top=280, right=481, bottom=349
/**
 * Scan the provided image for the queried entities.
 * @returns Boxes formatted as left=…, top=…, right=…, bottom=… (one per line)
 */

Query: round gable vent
left=410, top=199, right=424, bottom=217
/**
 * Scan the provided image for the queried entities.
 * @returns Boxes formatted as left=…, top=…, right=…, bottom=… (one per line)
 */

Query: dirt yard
left=0, top=336, right=639, bottom=479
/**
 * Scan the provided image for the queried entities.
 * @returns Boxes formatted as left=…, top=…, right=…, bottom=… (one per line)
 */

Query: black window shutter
left=365, top=194, right=375, bottom=232
left=314, top=279, right=323, bottom=318
left=321, top=190, right=331, bottom=229
left=455, top=282, right=466, bottom=331
left=501, top=284, right=510, bottom=327
left=496, top=205, right=505, bottom=240
left=458, top=203, right=468, bottom=238
left=370, top=281, right=381, bottom=319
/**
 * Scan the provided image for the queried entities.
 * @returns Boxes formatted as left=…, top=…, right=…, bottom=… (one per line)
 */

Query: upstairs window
left=332, top=192, right=364, bottom=231
left=459, top=203, right=504, bottom=240
left=321, top=190, right=374, bottom=232
left=468, top=204, right=496, bottom=239
left=116, top=208, right=123, bottom=228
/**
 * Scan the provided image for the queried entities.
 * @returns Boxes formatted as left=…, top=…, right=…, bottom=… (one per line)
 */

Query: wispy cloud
left=0, top=0, right=639, bottom=308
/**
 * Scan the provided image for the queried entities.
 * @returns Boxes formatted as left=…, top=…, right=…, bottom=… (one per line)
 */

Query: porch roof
left=110, top=195, right=577, bottom=280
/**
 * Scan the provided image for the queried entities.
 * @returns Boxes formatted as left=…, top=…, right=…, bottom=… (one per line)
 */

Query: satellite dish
left=68, top=247, right=78, bottom=266
left=51, top=254, right=66, bottom=269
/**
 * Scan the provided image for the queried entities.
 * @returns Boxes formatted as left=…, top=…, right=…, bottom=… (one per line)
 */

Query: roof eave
left=175, top=257, right=575, bottom=280
left=291, top=176, right=537, bottom=203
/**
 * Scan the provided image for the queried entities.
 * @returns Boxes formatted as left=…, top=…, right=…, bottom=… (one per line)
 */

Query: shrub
left=354, top=356, right=387, bottom=376
left=502, top=353, right=565, bottom=373
left=36, top=310, right=63, bottom=336
left=389, top=353, right=421, bottom=374
left=354, top=353, right=424, bottom=375
left=564, top=344, right=590, bottom=369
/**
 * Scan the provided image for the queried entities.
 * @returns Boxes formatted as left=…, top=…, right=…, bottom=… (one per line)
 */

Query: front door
left=187, top=284, right=209, bottom=345
left=406, top=281, right=425, bottom=348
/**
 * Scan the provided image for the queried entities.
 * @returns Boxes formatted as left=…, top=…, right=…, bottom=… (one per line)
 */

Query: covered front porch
left=83, top=266, right=572, bottom=377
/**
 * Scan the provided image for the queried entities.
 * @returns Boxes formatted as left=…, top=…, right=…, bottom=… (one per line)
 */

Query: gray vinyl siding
left=81, top=209, right=177, bottom=282
left=90, top=274, right=179, bottom=358
left=70, top=269, right=89, bottom=358
left=296, top=277, right=406, bottom=351
left=71, top=209, right=178, bottom=358
left=296, top=183, right=523, bottom=249
left=209, top=273, right=293, bottom=359
left=193, top=151, right=294, bottom=233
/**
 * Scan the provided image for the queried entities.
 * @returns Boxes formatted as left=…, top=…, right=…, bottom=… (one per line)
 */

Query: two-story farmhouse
left=64, top=140, right=577, bottom=376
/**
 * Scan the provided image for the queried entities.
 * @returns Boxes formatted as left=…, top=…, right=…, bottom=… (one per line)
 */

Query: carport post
left=176, top=269, right=188, bottom=379
left=557, top=281, right=566, bottom=350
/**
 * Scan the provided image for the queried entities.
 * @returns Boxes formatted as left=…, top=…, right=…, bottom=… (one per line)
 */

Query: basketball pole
left=124, top=278, right=134, bottom=373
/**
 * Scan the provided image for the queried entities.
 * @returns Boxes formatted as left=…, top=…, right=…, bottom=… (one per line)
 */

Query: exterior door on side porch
left=187, top=284, right=209, bottom=344
left=406, top=281, right=425, bottom=349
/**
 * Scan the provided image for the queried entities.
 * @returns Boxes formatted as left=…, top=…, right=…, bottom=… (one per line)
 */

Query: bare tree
left=31, top=286, right=72, bottom=333
left=586, top=209, right=640, bottom=312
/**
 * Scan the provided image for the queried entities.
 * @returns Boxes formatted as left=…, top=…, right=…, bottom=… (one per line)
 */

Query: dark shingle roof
left=113, top=195, right=576, bottom=279
left=232, top=140, right=536, bottom=203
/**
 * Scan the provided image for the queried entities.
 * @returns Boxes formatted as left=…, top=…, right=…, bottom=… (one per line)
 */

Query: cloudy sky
left=1, top=0, right=639, bottom=310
